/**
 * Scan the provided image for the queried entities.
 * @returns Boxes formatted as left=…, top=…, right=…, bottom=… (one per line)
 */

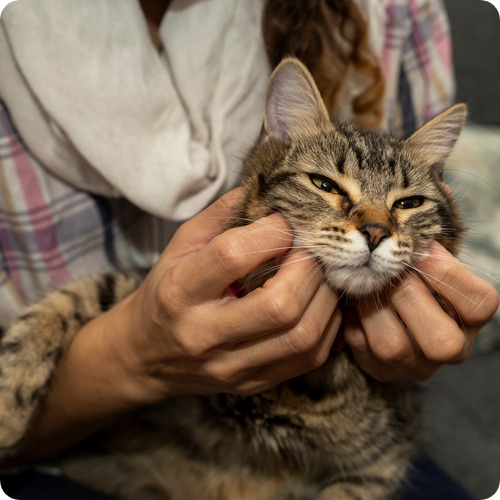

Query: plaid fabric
left=0, top=0, right=455, bottom=329
left=383, top=0, right=455, bottom=136
left=0, top=103, right=179, bottom=328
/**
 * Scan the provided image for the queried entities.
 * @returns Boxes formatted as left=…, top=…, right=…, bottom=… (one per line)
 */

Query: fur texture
left=0, top=59, right=466, bottom=499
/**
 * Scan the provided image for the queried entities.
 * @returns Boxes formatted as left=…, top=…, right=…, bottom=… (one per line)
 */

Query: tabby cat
left=0, top=59, right=466, bottom=499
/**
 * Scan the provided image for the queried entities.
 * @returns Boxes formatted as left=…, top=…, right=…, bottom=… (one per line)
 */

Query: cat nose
left=359, top=224, right=391, bottom=252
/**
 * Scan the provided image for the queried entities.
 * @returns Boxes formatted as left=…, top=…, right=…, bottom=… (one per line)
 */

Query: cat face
left=233, top=59, right=466, bottom=296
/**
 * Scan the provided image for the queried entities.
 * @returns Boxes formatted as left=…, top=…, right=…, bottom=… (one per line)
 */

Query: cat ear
left=406, top=103, right=467, bottom=179
left=260, top=58, right=330, bottom=144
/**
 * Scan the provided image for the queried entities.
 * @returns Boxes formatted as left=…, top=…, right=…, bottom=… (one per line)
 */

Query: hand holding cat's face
left=113, top=189, right=341, bottom=402
left=344, top=240, right=499, bottom=382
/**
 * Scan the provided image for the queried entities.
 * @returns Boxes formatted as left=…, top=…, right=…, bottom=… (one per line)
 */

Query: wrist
left=0, top=292, right=160, bottom=465
left=101, top=290, right=170, bottom=407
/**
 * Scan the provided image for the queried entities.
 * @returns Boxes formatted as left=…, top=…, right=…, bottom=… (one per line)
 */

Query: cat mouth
left=324, top=257, right=399, bottom=296
left=328, top=268, right=391, bottom=295
left=335, top=256, right=373, bottom=270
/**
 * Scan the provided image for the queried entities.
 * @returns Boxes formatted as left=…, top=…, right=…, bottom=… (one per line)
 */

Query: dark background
left=420, top=2, right=500, bottom=499
left=444, top=0, right=500, bottom=125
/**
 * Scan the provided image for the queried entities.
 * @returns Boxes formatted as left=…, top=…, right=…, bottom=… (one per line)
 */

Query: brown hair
left=263, top=0, right=385, bottom=129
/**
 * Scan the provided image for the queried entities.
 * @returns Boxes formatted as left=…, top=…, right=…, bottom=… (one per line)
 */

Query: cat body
left=0, top=59, right=466, bottom=499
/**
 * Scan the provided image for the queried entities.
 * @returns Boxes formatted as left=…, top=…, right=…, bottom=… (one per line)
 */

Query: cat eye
left=310, top=175, right=340, bottom=194
left=393, top=197, right=424, bottom=210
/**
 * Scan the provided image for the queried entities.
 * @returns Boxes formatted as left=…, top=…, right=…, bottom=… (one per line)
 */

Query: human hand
left=343, top=241, right=499, bottom=382
left=113, top=189, right=341, bottom=402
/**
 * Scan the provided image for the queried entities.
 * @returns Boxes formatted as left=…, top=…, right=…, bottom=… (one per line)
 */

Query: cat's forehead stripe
left=334, top=147, right=346, bottom=174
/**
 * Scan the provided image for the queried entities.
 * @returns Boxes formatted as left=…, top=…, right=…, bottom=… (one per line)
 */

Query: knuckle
left=371, top=331, right=410, bottom=364
left=344, top=327, right=368, bottom=351
left=155, top=279, right=174, bottom=315
left=177, top=333, right=207, bottom=359
left=390, top=277, right=420, bottom=307
left=426, top=323, right=465, bottom=363
left=437, top=261, right=458, bottom=287
left=175, top=320, right=217, bottom=360
left=265, top=289, right=302, bottom=328
left=307, top=347, right=330, bottom=370
left=285, top=322, right=322, bottom=355
left=374, top=342, right=410, bottom=364
left=205, top=361, right=235, bottom=386
left=205, top=358, right=253, bottom=388
left=212, top=235, right=247, bottom=278
left=394, top=275, right=419, bottom=297
left=466, top=284, right=500, bottom=326
left=156, top=266, right=188, bottom=316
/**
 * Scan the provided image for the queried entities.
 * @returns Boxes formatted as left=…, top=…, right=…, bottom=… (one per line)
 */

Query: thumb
left=168, top=188, right=244, bottom=258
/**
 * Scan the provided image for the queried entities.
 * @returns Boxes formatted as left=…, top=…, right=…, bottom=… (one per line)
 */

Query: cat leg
left=0, top=272, right=141, bottom=455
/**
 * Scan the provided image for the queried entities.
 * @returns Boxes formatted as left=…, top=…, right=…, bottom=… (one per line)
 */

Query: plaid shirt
left=0, top=0, right=455, bottom=328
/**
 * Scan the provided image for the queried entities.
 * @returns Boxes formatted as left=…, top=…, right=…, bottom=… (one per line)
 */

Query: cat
left=0, top=58, right=466, bottom=499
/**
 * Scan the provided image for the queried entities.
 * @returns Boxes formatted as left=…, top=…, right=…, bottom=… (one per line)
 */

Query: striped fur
left=0, top=59, right=465, bottom=499
left=0, top=272, right=143, bottom=452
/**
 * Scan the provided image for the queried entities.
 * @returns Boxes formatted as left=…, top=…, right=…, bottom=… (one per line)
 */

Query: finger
left=416, top=241, right=499, bottom=327
left=355, top=294, right=415, bottom=365
left=175, top=213, right=294, bottom=301
left=343, top=304, right=398, bottom=382
left=191, top=282, right=337, bottom=392
left=234, top=282, right=338, bottom=363
left=168, top=188, right=244, bottom=257
left=212, top=248, right=326, bottom=343
left=344, top=300, right=438, bottom=382
left=232, top=304, right=343, bottom=395
left=390, top=272, right=471, bottom=364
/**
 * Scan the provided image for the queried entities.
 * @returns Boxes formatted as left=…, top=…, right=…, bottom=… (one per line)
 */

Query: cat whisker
left=227, top=245, right=326, bottom=258
left=412, top=252, right=500, bottom=282
left=241, top=252, right=322, bottom=289
left=211, top=215, right=296, bottom=240
left=390, top=269, right=467, bottom=332
left=402, top=263, right=476, bottom=305
left=300, top=255, right=326, bottom=292
left=445, top=168, right=500, bottom=190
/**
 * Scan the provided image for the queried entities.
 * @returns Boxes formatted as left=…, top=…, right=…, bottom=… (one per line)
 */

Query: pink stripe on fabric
left=436, top=24, right=452, bottom=76
left=409, top=0, right=435, bottom=119
left=382, top=0, right=397, bottom=73
left=12, top=140, right=72, bottom=286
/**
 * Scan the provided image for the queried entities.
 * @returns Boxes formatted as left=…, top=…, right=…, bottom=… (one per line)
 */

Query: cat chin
left=326, top=267, right=393, bottom=296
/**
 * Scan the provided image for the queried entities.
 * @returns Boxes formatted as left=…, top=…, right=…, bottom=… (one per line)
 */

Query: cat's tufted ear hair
left=259, top=58, right=330, bottom=144
left=406, top=103, right=467, bottom=179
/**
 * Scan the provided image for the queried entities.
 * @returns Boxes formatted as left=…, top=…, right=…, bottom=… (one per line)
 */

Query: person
left=0, top=0, right=497, bottom=498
